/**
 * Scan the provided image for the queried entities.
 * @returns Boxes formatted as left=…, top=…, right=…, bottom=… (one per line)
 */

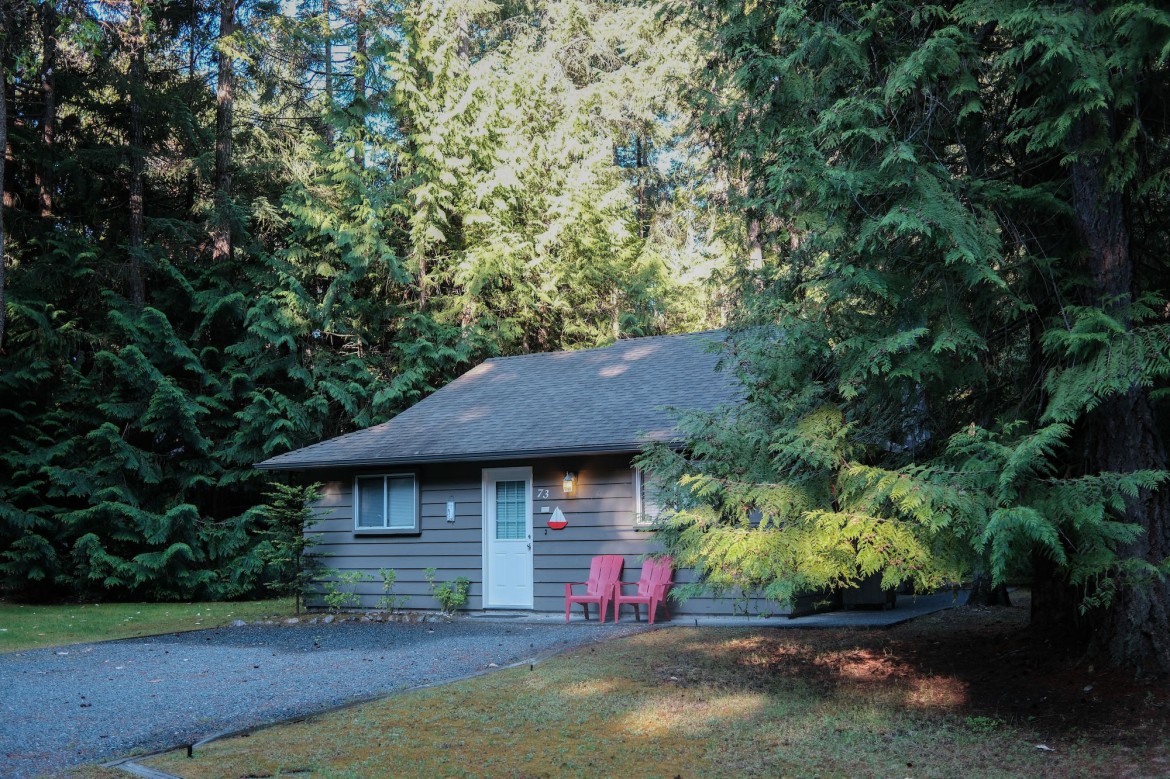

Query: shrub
left=424, top=567, right=470, bottom=613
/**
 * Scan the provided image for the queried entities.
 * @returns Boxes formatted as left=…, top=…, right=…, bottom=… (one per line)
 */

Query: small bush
left=321, top=569, right=367, bottom=612
left=376, top=568, right=408, bottom=612
left=424, top=567, right=470, bottom=613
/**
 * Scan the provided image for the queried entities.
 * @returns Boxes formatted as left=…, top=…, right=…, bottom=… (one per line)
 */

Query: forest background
left=0, top=0, right=729, bottom=598
left=2, top=0, right=1169, bottom=674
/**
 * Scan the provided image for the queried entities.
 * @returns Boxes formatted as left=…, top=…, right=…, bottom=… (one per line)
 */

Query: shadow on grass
left=146, top=599, right=1168, bottom=779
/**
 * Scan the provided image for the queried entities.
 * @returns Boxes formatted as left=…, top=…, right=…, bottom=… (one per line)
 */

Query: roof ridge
left=482, top=329, right=725, bottom=363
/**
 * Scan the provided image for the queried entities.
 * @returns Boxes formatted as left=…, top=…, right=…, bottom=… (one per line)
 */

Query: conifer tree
left=0, top=0, right=724, bottom=600
left=653, top=0, right=1170, bottom=673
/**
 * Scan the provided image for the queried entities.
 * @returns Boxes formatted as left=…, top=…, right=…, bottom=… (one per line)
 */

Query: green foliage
left=424, top=567, right=471, bottom=614
left=320, top=569, right=368, bottom=612
left=964, top=716, right=1005, bottom=734
left=649, top=0, right=1170, bottom=635
left=376, top=567, right=408, bottom=613
left=0, top=0, right=725, bottom=602
left=253, top=483, right=324, bottom=614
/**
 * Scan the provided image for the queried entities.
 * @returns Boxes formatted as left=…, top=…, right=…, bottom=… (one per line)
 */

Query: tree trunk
left=351, top=0, right=365, bottom=168
left=212, top=0, right=235, bottom=267
left=322, top=0, right=333, bottom=144
left=1029, top=549, right=1089, bottom=636
left=418, top=254, right=428, bottom=311
left=967, top=572, right=1012, bottom=608
left=635, top=133, right=647, bottom=239
left=0, top=45, right=7, bottom=352
left=186, top=0, right=197, bottom=217
left=36, top=1, right=57, bottom=220
left=1083, top=388, right=1170, bottom=675
left=1069, top=115, right=1170, bottom=675
left=746, top=215, right=763, bottom=269
left=127, top=0, right=146, bottom=308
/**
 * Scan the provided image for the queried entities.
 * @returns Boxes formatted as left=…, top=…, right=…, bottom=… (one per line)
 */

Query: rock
left=284, top=618, right=300, bottom=625
left=322, top=615, right=335, bottom=624
left=229, top=620, right=247, bottom=628
left=309, top=617, right=319, bottom=625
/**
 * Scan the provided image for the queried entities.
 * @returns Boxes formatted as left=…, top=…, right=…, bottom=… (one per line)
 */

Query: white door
left=483, top=467, right=534, bottom=608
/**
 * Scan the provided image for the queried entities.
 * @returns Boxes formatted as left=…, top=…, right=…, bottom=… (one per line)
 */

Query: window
left=494, top=479, right=527, bottom=540
left=633, top=468, right=664, bottom=528
left=354, top=474, right=419, bottom=533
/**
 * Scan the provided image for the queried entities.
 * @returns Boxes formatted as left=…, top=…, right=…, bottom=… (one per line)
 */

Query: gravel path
left=0, top=619, right=649, bottom=778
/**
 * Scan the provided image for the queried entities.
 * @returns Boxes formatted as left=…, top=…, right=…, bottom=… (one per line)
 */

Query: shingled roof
left=256, top=330, right=739, bottom=471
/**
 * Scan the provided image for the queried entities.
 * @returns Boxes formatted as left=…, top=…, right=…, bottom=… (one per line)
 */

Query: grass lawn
left=143, top=594, right=1170, bottom=779
left=0, top=598, right=294, bottom=652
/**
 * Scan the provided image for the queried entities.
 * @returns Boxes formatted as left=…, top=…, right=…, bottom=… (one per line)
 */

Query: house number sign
left=535, top=488, right=550, bottom=499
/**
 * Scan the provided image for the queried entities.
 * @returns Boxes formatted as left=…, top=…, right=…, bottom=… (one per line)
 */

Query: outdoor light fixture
left=563, top=471, right=577, bottom=494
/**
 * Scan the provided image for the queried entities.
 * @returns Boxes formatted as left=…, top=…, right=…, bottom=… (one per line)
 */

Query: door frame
left=481, top=466, right=534, bottom=609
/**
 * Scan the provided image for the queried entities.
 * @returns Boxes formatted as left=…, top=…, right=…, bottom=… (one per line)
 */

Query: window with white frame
left=633, top=467, right=664, bottom=528
left=354, top=474, right=419, bottom=533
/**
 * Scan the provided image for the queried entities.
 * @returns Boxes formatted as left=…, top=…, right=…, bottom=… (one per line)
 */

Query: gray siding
left=307, top=464, right=486, bottom=610
left=307, top=455, right=782, bottom=616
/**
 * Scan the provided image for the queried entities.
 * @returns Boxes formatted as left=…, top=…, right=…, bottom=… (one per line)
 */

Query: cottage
left=256, top=330, right=760, bottom=616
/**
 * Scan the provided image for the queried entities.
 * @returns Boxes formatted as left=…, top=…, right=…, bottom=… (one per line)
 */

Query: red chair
left=614, top=557, right=674, bottom=624
left=565, top=555, right=624, bottom=623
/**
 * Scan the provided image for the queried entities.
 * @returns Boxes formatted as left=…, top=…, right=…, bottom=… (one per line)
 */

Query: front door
left=482, top=467, right=534, bottom=608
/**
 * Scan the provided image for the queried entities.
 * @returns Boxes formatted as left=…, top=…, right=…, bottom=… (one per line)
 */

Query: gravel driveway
left=0, top=619, right=648, bottom=778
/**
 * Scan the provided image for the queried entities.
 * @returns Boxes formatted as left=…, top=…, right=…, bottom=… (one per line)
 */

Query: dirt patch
left=892, top=592, right=1169, bottom=745
left=716, top=591, right=1170, bottom=747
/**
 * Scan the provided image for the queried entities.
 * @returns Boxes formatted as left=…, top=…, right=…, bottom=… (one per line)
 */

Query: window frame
left=632, top=467, right=663, bottom=530
left=353, top=472, right=421, bottom=535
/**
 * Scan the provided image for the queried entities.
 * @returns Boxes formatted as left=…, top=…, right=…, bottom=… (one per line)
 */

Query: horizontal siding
left=306, top=463, right=484, bottom=610
left=304, top=455, right=781, bottom=616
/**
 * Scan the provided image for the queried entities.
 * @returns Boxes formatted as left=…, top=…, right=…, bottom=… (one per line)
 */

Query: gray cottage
left=256, top=330, right=752, bottom=616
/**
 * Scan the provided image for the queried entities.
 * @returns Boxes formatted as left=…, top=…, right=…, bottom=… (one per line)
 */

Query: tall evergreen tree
left=650, top=0, right=1170, bottom=673
left=0, top=0, right=724, bottom=600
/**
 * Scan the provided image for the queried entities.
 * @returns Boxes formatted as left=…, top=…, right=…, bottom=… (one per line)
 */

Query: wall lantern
left=562, top=471, right=577, bottom=494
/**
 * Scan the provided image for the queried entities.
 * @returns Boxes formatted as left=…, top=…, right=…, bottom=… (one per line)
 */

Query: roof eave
left=253, top=440, right=680, bottom=472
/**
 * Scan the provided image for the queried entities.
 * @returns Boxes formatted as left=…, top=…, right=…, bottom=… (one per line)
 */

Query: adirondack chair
left=614, top=557, right=674, bottom=624
left=564, top=555, right=624, bottom=623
